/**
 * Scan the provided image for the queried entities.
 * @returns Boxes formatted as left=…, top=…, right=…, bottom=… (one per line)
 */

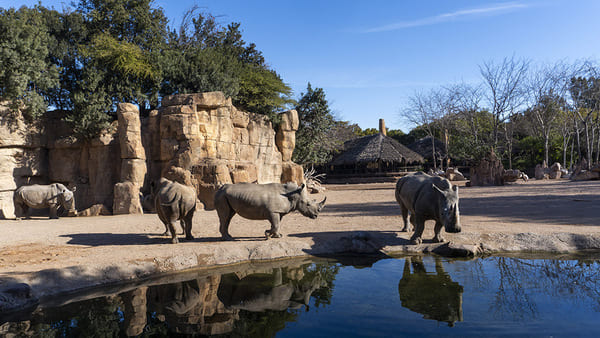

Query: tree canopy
left=0, top=2, right=292, bottom=138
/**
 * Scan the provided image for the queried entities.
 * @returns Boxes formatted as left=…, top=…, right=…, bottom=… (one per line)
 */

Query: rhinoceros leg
left=166, top=219, right=178, bottom=244
left=400, top=206, right=412, bottom=232
left=14, top=201, right=28, bottom=220
left=183, top=210, right=194, bottom=241
left=410, top=215, right=425, bottom=245
left=49, top=205, right=59, bottom=219
left=265, top=213, right=283, bottom=239
left=432, top=221, right=445, bottom=243
left=217, top=209, right=235, bottom=241
left=160, top=209, right=179, bottom=244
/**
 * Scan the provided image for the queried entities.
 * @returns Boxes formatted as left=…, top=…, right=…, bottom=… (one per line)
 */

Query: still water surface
left=2, top=255, right=600, bottom=337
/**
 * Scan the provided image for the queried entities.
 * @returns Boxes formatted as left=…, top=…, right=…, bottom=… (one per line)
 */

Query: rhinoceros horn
left=318, top=197, right=327, bottom=211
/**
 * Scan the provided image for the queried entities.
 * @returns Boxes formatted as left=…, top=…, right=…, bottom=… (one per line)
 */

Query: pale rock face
left=281, top=162, right=305, bottom=185
left=113, top=104, right=147, bottom=213
left=0, top=92, right=302, bottom=217
left=275, top=130, right=295, bottom=162
left=279, top=109, right=299, bottom=131
left=121, top=159, right=147, bottom=186
left=113, top=182, right=143, bottom=215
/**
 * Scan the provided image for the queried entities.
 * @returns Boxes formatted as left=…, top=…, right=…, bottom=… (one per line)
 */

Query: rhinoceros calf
left=395, top=172, right=461, bottom=244
left=13, top=183, right=77, bottom=219
left=151, top=178, right=197, bottom=244
left=214, top=182, right=326, bottom=240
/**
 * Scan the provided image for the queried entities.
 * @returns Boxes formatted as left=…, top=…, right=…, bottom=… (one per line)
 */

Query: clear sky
left=3, top=0, right=600, bottom=132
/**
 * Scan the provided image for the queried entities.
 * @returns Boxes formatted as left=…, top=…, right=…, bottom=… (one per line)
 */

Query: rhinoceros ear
left=292, top=183, right=305, bottom=195
left=71, top=186, right=77, bottom=192
left=452, top=185, right=458, bottom=193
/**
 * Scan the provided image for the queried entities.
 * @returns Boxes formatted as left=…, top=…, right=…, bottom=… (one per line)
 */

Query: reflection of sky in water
left=3, top=256, right=600, bottom=337
left=287, top=257, right=600, bottom=337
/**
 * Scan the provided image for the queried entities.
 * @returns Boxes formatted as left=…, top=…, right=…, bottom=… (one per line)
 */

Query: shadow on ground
left=323, top=201, right=400, bottom=217
left=60, top=233, right=224, bottom=246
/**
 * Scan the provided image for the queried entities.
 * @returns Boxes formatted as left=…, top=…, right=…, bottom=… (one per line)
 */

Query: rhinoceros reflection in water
left=398, top=257, right=464, bottom=326
left=217, top=267, right=326, bottom=312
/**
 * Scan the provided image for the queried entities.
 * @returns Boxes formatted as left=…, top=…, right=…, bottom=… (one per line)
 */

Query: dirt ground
left=1, top=178, right=600, bottom=298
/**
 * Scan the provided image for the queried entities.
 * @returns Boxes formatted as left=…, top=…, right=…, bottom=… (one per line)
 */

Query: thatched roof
left=408, top=136, right=446, bottom=160
left=330, top=133, right=425, bottom=166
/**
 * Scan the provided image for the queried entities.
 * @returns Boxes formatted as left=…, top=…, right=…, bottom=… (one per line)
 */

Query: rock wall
left=149, top=92, right=303, bottom=208
left=0, top=102, right=47, bottom=218
left=0, top=92, right=302, bottom=217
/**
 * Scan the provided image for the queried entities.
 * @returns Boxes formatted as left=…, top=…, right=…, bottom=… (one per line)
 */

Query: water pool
left=2, top=255, right=600, bottom=337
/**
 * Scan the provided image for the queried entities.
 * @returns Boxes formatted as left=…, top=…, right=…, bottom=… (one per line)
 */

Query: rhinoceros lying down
left=13, top=183, right=77, bottom=219
left=395, top=172, right=461, bottom=244
left=214, top=182, right=326, bottom=240
left=151, top=178, right=197, bottom=244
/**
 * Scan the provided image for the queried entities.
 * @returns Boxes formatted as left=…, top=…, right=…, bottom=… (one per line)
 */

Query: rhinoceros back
left=215, top=183, right=299, bottom=216
left=396, top=172, right=451, bottom=214
left=14, top=184, right=60, bottom=208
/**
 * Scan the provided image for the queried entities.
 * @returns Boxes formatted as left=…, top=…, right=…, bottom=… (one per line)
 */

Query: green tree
left=293, top=83, right=335, bottom=166
left=162, top=10, right=292, bottom=121
left=0, top=5, right=59, bottom=119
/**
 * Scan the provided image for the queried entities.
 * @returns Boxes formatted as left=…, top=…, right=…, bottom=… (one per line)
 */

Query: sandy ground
left=1, top=178, right=600, bottom=299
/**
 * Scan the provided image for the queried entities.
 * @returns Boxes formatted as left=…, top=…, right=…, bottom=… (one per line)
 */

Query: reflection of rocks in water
left=120, top=286, right=147, bottom=337
left=398, top=256, right=463, bottom=326
left=0, top=262, right=332, bottom=336
left=217, top=266, right=326, bottom=312
left=145, top=275, right=238, bottom=336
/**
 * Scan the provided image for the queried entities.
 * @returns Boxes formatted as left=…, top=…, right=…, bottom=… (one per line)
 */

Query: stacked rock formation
left=0, top=102, right=46, bottom=218
left=0, top=92, right=304, bottom=217
left=114, top=103, right=147, bottom=214
left=470, top=149, right=504, bottom=186
left=149, top=92, right=303, bottom=209
left=277, top=110, right=304, bottom=185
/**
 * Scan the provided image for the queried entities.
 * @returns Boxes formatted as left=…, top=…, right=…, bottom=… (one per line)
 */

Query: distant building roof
left=330, top=133, right=425, bottom=166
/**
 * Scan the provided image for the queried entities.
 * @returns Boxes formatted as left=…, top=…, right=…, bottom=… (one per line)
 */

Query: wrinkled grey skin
left=395, top=172, right=461, bottom=244
left=13, top=183, right=77, bottom=219
left=151, top=178, right=197, bottom=244
left=214, top=182, right=326, bottom=240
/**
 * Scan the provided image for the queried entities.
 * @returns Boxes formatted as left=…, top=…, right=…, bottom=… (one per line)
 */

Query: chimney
left=379, top=119, right=387, bottom=136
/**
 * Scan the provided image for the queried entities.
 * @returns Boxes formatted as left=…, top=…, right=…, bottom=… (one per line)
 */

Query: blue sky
left=3, top=0, right=600, bottom=132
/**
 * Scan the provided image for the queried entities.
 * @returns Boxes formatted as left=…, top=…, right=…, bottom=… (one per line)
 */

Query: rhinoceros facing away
left=151, top=178, right=197, bottom=244
left=214, top=182, right=326, bottom=240
left=13, top=183, right=77, bottom=219
left=395, top=172, right=461, bottom=244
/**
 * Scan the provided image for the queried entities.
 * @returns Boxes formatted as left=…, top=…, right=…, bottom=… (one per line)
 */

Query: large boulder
left=113, top=182, right=143, bottom=215
left=548, top=162, right=562, bottom=179
left=281, top=162, right=304, bottom=185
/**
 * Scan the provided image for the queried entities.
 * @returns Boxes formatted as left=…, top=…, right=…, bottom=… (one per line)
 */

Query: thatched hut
left=327, top=120, right=424, bottom=180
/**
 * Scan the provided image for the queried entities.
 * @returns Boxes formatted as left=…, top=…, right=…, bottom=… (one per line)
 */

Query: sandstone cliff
left=0, top=92, right=303, bottom=218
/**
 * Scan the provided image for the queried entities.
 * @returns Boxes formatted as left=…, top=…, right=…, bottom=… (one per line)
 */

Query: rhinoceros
left=151, top=178, right=197, bottom=244
left=395, top=172, right=461, bottom=244
left=214, top=182, right=326, bottom=240
left=13, top=183, right=77, bottom=219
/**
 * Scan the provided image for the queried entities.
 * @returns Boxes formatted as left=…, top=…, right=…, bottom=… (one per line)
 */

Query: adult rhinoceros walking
left=214, top=182, right=326, bottom=240
left=151, top=178, right=197, bottom=244
left=395, top=172, right=461, bottom=244
left=13, top=183, right=77, bottom=219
